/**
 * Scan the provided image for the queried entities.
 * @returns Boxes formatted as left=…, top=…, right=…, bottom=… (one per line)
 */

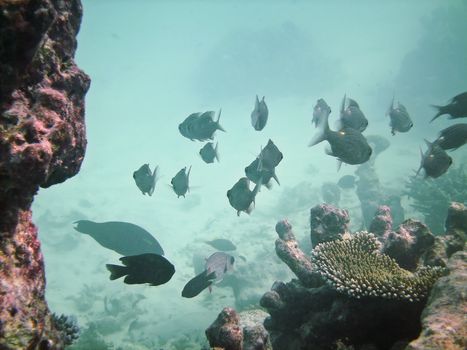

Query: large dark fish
left=106, top=253, right=175, bottom=286
left=205, top=239, right=237, bottom=251
left=181, top=269, right=216, bottom=298
left=227, top=177, right=262, bottom=216
left=434, top=123, right=467, bottom=151
left=339, top=94, right=368, bottom=132
left=387, top=96, right=413, bottom=135
left=431, top=92, right=467, bottom=122
left=171, top=166, right=191, bottom=198
left=133, top=164, right=158, bottom=196
left=74, top=220, right=164, bottom=256
left=178, top=110, right=225, bottom=141
left=251, top=95, right=269, bottom=131
left=199, top=142, right=219, bottom=163
left=417, top=140, right=452, bottom=178
left=309, top=98, right=372, bottom=168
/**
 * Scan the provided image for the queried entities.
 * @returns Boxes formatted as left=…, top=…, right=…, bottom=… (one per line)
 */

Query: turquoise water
left=32, top=1, right=466, bottom=349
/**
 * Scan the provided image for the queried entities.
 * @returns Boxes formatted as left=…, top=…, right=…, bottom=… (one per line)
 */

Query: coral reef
left=309, top=203, right=350, bottom=247
left=205, top=307, right=272, bottom=350
left=256, top=203, right=465, bottom=350
left=51, top=313, right=80, bottom=346
left=406, top=250, right=467, bottom=350
left=311, top=231, right=445, bottom=301
left=0, top=0, right=90, bottom=348
left=404, top=166, right=467, bottom=234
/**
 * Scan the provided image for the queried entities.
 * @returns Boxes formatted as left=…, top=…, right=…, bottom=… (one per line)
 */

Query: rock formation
left=0, top=0, right=90, bottom=348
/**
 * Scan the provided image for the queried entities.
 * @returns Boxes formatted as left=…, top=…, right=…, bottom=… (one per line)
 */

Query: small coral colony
left=74, top=91, right=466, bottom=299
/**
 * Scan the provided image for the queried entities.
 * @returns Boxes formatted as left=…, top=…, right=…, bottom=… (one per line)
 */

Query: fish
left=73, top=220, right=164, bottom=256
left=338, top=94, right=368, bottom=132
left=251, top=95, right=269, bottom=131
left=431, top=92, right=467, bottom=122
left=181, top=269, right=217, bottom=298
left=199, top=142, right=219, bottom=164
left=133, top=164, right=158, bottom=196
left=245, top=139, right=283, bottom=188
left=312, top=98, right=331, bottom=127
left=205, top=239, right=237, bottom=251
left=205, top=252, right=235, bottom=284
left=387, top=96, right=413, bottom=135
left=178, top=109, right=225, bottom=141
left=434, top=123, right=467, bottom=151
left=171, top=166, right=191, bottom=198
left=106, top=253, right=175, bottom=286
left=227, top=177, right=262, bottom=216
left=417, top=140, right=453, bottom=178
left=309, top=98, right=372, bottom=167
left=337, top=174, right=356, bottom=189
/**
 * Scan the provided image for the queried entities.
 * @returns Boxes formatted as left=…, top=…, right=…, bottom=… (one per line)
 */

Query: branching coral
left=311, top=232, right=445, bottom=301
left=405, top=166, right=467, bottom=233
left=51, top=313, right=80, bottom=346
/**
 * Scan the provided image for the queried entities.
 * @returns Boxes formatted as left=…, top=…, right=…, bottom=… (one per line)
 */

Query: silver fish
left=171, top=166, right=191, bottom=198
left=179, top=109, right=225, bottom=141
left=133, top=164, right=158, bottom=196
left=205, top=252, right=235, bottom=284
left=417, top=140, right=452, bottom=178
left=309, top=98, right=372, bottom=168
left=251, top=95, right=269, bottom=131
left=387, top=96, right=413, bottom=135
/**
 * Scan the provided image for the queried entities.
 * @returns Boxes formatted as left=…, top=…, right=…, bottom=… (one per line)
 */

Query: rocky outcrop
left=0, top=0, right=89, bottom=349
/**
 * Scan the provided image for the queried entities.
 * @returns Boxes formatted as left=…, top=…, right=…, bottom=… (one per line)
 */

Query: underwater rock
left=0, top=0, right=90, bottom=349
left=309, top=203, right=350, bottom=247
left=444, top=202, right=467, bottom=256
left=254, top=204, right=451, bottom=350
left=369, top=205, right=393, bottom=238
left=406, top=250, right=467, bottom=350
left=205, top=307, right=243, bottom=350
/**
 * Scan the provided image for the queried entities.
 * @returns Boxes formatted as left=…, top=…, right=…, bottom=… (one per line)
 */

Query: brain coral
left=311, top=232, right=444, bottom=301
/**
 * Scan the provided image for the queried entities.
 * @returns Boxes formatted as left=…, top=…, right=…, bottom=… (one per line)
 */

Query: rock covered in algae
left=0, top=0, right=90, bottom=349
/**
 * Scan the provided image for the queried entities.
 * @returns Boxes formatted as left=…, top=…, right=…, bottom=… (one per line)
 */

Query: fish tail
left=149, top=165, right=159, bottom=196
left=271, top=169, right=280, bottom=186
left=216, top=109, right=226, bottom=132
left=430, top=105, right=446, bottom=122
left=308, top=109, right=330, bottom=147
left=106, top=264, right=127, bottom=280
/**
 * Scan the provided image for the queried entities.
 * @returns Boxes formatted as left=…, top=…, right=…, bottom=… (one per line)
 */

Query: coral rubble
left=0, top=0, right=90, bottom=348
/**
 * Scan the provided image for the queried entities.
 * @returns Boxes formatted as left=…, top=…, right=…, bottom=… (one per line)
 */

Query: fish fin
left=208, top=285, right=212, bottom=293
left=264, top=180, right=273, bottom=190
left=272, top=169, right=280, bottom=185
left=214, top=142, right=220, bottom=162
left=106, top=264, right=127, bottom=280
left=340, top=94, right=346, bottom=116
left=423, top=139, right=433, bottom=148
left=337, top=160, right=343, bottom=171
left=245, top=205, right=253, bottom=215
left=324, top=145, right=334, bottom=156
left=255, top=95, right=260, bottom=106
left=308, top=107, right=330, bottom=147
left=416, top=147, right=424, bottom=176
left=216, top=109, right=226, bottom=132
left=148, top=165, right=159, bottom=196
left=430, top=105, right=445, bottom=122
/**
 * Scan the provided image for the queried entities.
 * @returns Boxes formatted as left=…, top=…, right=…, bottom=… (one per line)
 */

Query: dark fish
left=106, top=253, right=175, bottom=286
left=205, top=239, right=236, bottom=251
left=337, top=174, right=356, bottom=189
left=312, top=98, right=331, bottom=127
left=339, top=94, right=368, bottom=132
left=133, top=164, right=158, bottom=196
left=227, top=177, right=261, bottom=216
left=181, top=269, right=216, bottom=298
left=431, top=92, right=467, bottom=122
left=205, top=252, right=235, bottom=284
left=309, top=98, right=372, bottom=167
left=245, top=139, right=283, bottom=188
left=434, top=123, right=467, bottom=151
left=387, top=96, right=413, bottom=135
left=171, top=166, right=191, bottom=198
left=417, top=140, right=452, bottom=178
left=178, top=109, right=225, bottom=141
left=199, top=142, right=219, bottom=164
left=251, top=95, right=268, bottom=131
left=74, top=220, right=164, bottom=256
